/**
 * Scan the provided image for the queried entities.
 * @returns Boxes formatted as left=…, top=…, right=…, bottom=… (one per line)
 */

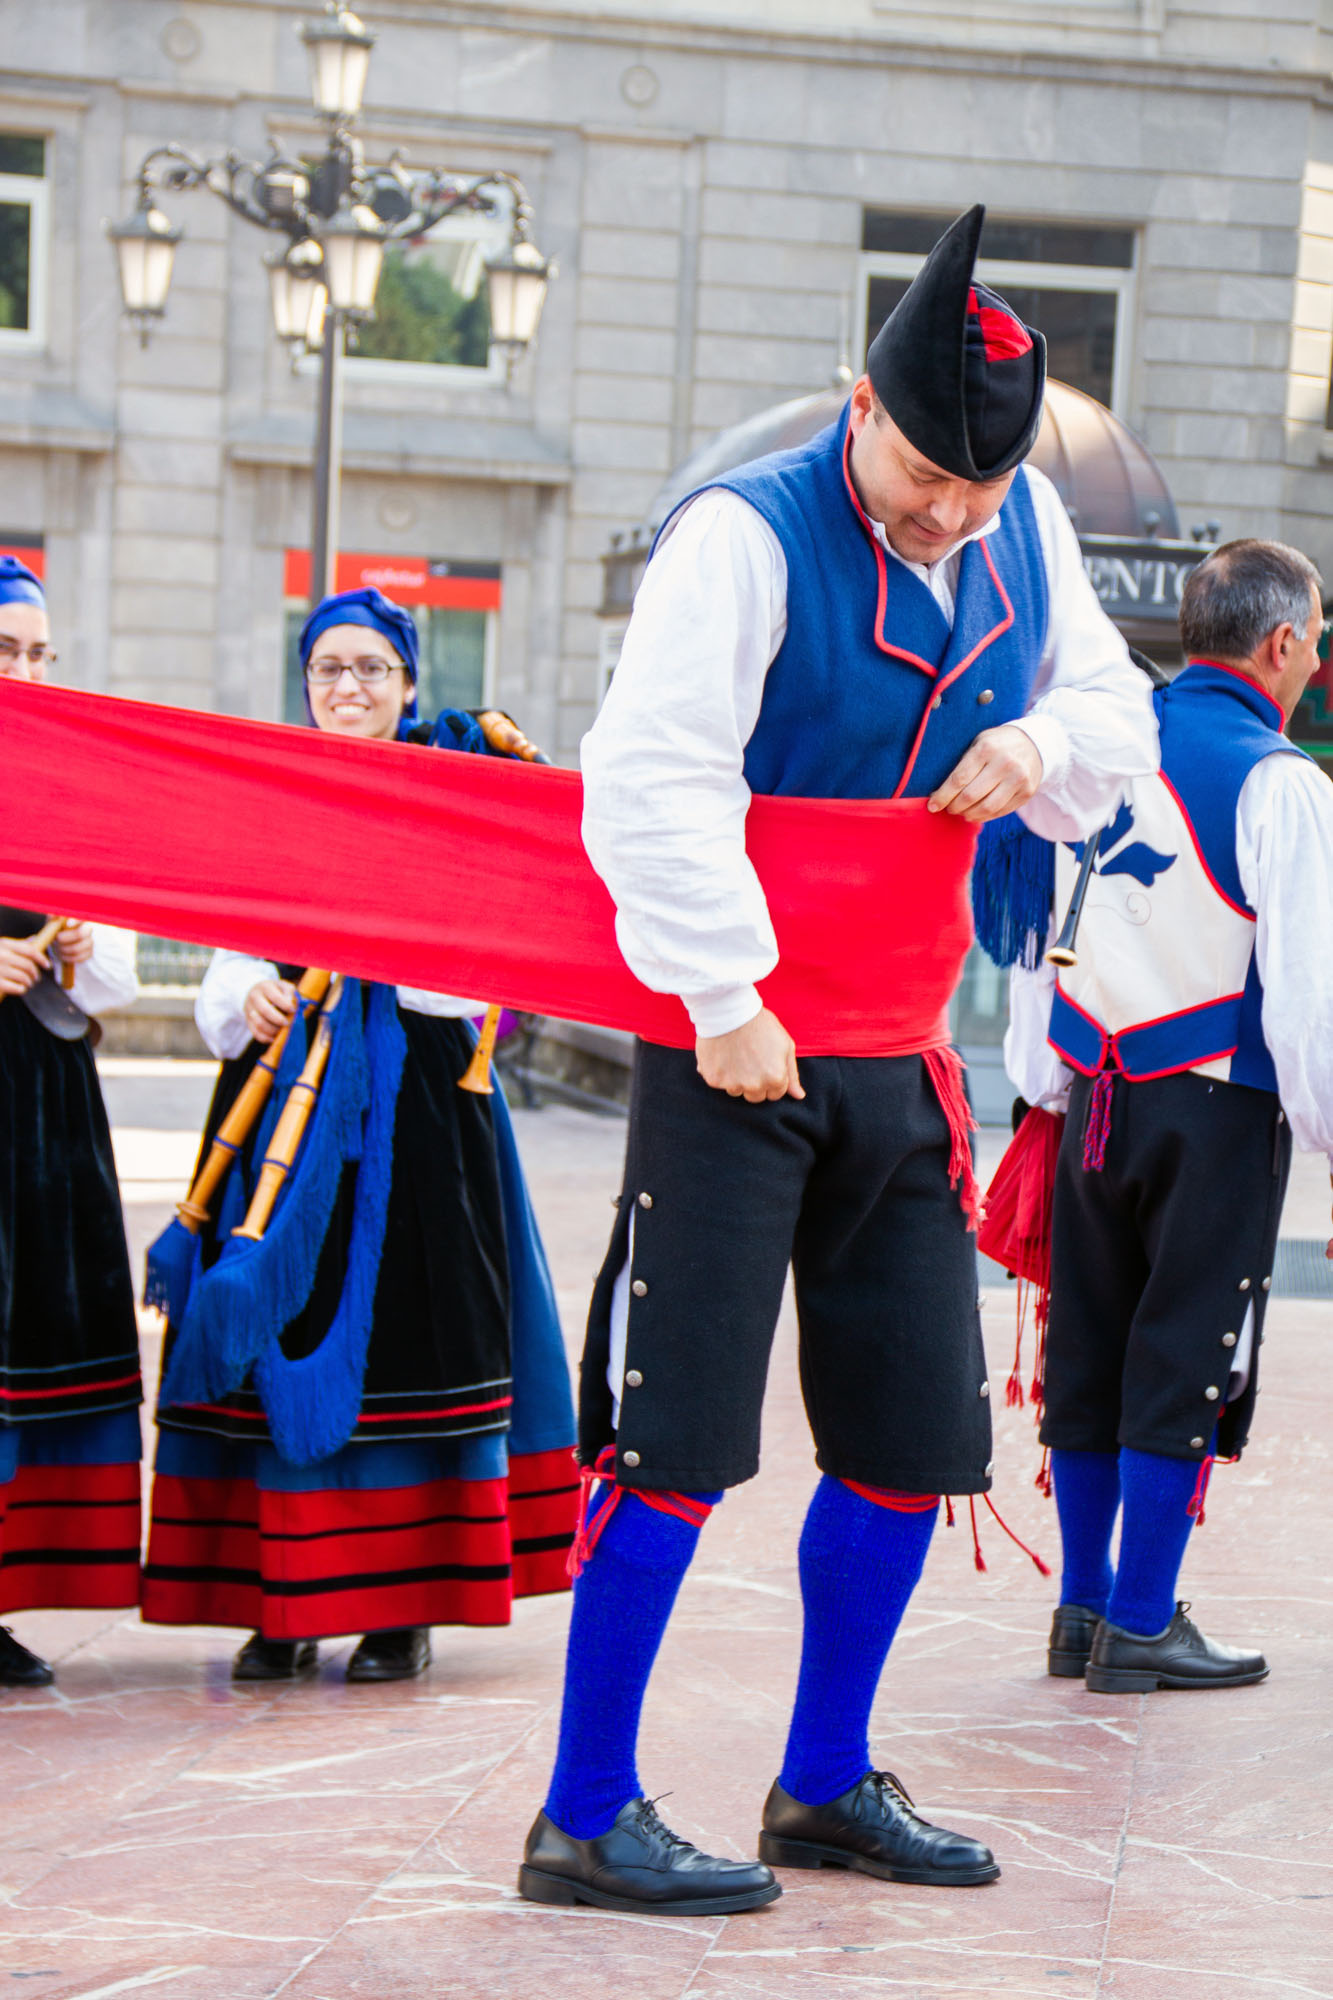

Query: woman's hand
left=53, top=921, right=94, bottom=966
left=243, top=978, right=297, bottom=1045
left=0, top=935, right=50, bottom=997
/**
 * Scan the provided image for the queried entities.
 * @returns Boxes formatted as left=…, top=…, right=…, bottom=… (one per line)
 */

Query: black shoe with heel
left=1085, top=1602, right=1268, bottom=1692
left=0, top=1625, right=53, bottom=1688
left=232, top=1634, right=319, bottom=1682
left=759, top=1771, right=999, bottom=1887
left=345, top=1627, right=431, bottom=1682
left=1048, top=1604, right=1101, bottom=1679
left=519, top=1796, right=781, bottom=1915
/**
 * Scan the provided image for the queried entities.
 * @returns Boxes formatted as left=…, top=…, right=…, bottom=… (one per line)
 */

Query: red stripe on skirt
left=0, top=1462, right=142, bottom=1614
left=141, top=1448, right=577, bottom=1641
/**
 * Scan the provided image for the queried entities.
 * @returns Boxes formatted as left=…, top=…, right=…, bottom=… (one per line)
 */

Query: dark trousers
left=578, top=1042, right=993, bottom=1494
left=1041, top=1070, right=1290, bottom=1464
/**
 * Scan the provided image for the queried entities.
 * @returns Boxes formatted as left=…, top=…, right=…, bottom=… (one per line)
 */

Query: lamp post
left=105, top=1, right=555, bottom=608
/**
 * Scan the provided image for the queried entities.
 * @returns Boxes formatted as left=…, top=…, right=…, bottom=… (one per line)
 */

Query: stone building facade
left=3, top=0, right=1333, bottom=764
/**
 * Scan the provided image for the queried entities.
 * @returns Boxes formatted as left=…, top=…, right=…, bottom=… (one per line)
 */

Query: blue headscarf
left=297, top=586, right=420, bottom=721
left=0, top=555, right=44, bottom=608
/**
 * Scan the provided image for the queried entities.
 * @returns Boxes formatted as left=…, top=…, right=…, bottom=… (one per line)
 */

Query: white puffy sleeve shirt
left=581, top=465, right=1159, bottom=1037
left=1004, top=750, right=1333, bottom=1168
left=194, top=948, right=483, bottom=1062
left=53, top=926, right=139, bottom=1016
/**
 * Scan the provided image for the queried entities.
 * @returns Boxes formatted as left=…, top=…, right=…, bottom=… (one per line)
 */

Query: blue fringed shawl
left=971, top=814, right=1054, bottom=970
left=158, top=982, right=407, bottom=1465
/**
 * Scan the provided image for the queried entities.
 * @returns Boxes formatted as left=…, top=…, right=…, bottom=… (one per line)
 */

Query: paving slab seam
left=0, top=1633, right=362, bottom=1924
left=1092, top=1694, right=1147, bottom=1999
left=260, top=1696, right=559, bottom=1997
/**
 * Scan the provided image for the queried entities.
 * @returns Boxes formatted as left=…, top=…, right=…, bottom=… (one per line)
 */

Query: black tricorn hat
left=865, top=205, right=1046, bottom=483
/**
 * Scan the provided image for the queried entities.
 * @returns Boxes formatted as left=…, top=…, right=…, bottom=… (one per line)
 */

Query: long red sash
left=0, top=681, right=977, bottom=1056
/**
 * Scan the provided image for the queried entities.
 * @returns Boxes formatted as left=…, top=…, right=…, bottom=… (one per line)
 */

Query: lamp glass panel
left=487, top=259, right=548, bottom=347
left=117, top=233, right=175, bottom=313
left=310, top=37, right=370, bottom=117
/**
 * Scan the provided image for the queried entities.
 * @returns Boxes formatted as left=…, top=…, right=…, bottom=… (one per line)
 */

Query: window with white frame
left=860, top=211, right=1136, bottom=414
left=0, top=133, right=49, bottom=351
left=346, top=184, right=515, bottom=384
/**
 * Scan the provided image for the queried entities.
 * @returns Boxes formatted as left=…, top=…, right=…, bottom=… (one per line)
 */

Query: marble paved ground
left=2, top=1073, right=1332, bottom=1999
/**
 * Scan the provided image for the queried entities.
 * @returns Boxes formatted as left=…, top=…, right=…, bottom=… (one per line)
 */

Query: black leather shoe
left=759, top=1772, right=999, bottom=1887
left=232, top=1634, right=319, bottom=1682
left=0, top=1625, right=54, bottom=1688
left=345, top=1627, right=431, bottom=1683
left=1085, top=1602, right=1268, bottom=1692
left=519, top=1797, right=782, bottom=1915
left=1048, top=1604, right=1102, bottom=1679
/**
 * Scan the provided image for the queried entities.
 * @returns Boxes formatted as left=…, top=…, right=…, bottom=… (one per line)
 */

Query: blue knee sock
left=778, top=1475, right=937, bottom=1808
left=544, top=1485, right=719, bottom=1840
left=1050, top=1448, right=1120, bottom=1616
left=1106, top=1445, right=1201, bottom=1638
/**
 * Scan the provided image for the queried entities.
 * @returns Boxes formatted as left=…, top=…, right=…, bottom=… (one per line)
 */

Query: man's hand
left=696, top=1007, right=805, bottom=1103
left=243, top=978, right=297, bottom=1045
left=928, top=723, right=1043, bottom=822
left=53, top=921, right=94, bottom=966
left=0, top=936, right=49, bottom=997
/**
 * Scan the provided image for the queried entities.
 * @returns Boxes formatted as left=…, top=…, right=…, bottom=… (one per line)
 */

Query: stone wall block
left=112, top=533, right=220, bottom=588
left=573, top=373, right=675, bottom=424
left=577, top=274, right=680, bottom=332
left=110, top=582, right=218, bottom=635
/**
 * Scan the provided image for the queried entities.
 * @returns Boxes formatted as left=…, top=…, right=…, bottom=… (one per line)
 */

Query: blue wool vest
left=664, top=408, right=1050, bottom=800
left=1048, top=663, right=1304, bottom=1093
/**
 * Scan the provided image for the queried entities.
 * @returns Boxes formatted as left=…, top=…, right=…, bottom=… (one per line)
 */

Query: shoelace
left=637, top=1794, right=694, bottom=1857
left=867, top=1770, right=916, bottom=1816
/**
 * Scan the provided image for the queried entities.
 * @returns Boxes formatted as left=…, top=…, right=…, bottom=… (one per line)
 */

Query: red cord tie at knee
left=1187, top=1452, right=1215, bottom=1527
left=1034, top=1444, right=1053, bottom=1498
left=1081, top=1070, right=1116, bottom=1174
left=963, top=1492, right=1052, bottom=1577
left=841, top=1478, right=939, bottom=1514
left=567, top=1443, right=716, bottom=1579
left=923, top=1045, right=983, bottom=1231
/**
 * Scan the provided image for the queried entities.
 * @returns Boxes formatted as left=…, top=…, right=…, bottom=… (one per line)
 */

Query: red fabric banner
left=0, top=681, right=978, bottom=1056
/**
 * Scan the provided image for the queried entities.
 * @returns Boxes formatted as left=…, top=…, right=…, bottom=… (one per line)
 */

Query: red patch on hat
left=967, top=287, right=1034, bottom=363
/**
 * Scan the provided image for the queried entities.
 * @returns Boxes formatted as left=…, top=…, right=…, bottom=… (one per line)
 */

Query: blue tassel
left=159, top=986, right=370, bottom=1410
left=971, top=816, right=1055, bottom=970
left=255, top=983, right=408, bottom=1465
left=144, top=1216, right=201, bottom=1326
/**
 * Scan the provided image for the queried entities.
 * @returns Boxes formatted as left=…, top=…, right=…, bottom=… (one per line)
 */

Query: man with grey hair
left=1005, top=537, right=1333, bottom=1691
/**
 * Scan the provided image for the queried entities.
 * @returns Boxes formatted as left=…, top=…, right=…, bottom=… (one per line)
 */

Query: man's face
left=846, top=378, right=1016, bottom=567
left=1274, top=581, right=1325, bottom=719
left=0, top=603, right=51, bottom=681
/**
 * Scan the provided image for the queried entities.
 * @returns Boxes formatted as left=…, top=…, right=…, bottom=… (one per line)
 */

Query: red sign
left=283, top=549, right=501, bottom=612
left=0, top=536, right=44, bottom=581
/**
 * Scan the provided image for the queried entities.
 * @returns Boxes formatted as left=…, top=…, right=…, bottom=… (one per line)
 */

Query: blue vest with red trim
left=678, top=408, right=1050, bottom=800
left=1047, top=663, right=1304, bottom=1093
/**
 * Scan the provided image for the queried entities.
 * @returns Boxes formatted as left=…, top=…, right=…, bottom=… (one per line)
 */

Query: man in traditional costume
left=1002, top=538, right=1333, bottom=1692
left=0, top=555, right=141, bottom=1689
left=516, top=206, right=1159, bottom=1917
left=140, top=587, right=578, bottom=1682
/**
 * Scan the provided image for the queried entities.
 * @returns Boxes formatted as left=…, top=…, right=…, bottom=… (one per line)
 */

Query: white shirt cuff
left=685, top=984, right=764, bottom=1038
left=1011, top=711, right=1068, bottom=791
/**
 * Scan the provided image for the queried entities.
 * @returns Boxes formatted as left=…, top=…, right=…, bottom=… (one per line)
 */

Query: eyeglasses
left=1318, top=619, right=1333, bottom=663
left=0, top=639, right=57, bottom=670
left=304, top=655, right=405, bottom=686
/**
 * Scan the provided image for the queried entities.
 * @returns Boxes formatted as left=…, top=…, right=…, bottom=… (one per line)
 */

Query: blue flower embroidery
left=1069, top=801, right=1176, bottom=889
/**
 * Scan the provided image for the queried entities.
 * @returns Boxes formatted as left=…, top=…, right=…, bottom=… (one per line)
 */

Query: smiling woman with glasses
left=142, top=584, right=578, bottom=1688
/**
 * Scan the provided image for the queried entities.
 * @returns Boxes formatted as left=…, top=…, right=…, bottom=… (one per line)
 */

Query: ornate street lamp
left=103, top=195, right=182, bottom=347
left=103, top=3, right=555, bottom=606
left=300, top=3, right=375, bottom=122
left=486, top=238, right=554, bottom=355
left=267, top=237, right=326, bottom=350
